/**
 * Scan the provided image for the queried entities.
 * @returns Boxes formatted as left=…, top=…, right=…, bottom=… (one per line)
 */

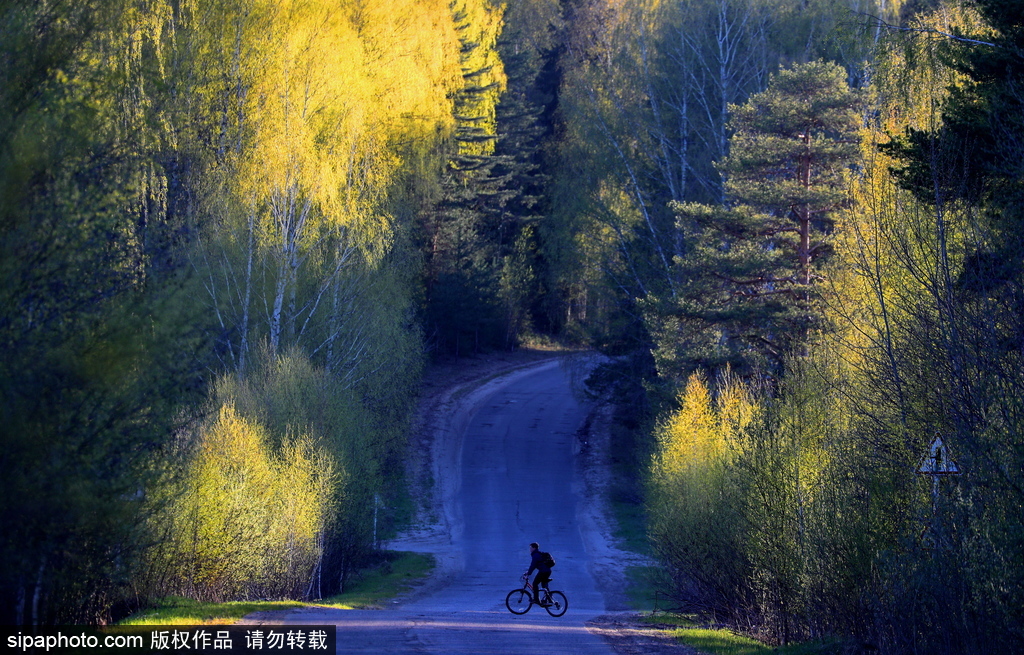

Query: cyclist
left=525, top=542, right=553, bottom=605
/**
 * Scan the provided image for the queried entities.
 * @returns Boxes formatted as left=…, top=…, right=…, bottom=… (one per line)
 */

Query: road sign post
left=917, top=435, right=961, bottom=550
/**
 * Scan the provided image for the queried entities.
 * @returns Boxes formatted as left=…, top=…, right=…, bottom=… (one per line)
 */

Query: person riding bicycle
left=525, top=542, right=553, bottom=605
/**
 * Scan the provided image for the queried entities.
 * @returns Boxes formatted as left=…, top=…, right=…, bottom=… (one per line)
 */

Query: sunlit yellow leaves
left=180, top=0, right=488, bottom=355
left=351, top=0, right=462, bottom=125
left=648, top=369, right=755, bottom=613
left=873, top=2, right=988, bottom=134
left=212, top=0, right=482, bottom=255
left=244, top=0, right=369, bottom=229
left=653, top=370, right=756, bottom=478
left=830, top=3, right=991, bottom=389
left=450, top=0, right=506, bottom=157
left=148, top=403, right=336, bottom=601
left=656, top=373, right=719, bottom=474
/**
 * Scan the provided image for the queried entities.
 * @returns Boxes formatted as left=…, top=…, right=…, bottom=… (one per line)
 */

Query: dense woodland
left=1, top=0, right=1022, bottom=652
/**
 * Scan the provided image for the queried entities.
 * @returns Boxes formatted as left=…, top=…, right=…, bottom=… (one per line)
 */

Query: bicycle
left=505, top=575, right=568, bottom=617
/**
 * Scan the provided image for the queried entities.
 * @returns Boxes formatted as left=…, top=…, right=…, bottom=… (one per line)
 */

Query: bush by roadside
left=120, top=551, right=434, bottom=625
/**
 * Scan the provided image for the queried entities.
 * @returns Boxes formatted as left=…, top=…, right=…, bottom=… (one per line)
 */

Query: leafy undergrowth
left=623, top=569, right=842, bottom=655
left=120, top=551, right=434, bottom=625
left=640, top=614, right=842, bottom=655
left=319, top=550, right=435, bottom=609
left=623, top=565, right=672, bottom=611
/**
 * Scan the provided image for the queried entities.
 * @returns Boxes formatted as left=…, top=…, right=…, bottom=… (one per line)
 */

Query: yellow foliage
left=657, top=373, right=719, bottom=475
left=654, top=370, right=756, bottom=479
left=242, top=1, right=380, bottom=237
left=450, top=0, right=507, bottom=157
left=351, top=0, right=463, bottom=123
left=177, top=0, right=481, bottom=356
left=149, top=404, right=336, bottom=601
left=829, top=2, right=990, bottom=391
left=185, top=0, right=476, bottom=262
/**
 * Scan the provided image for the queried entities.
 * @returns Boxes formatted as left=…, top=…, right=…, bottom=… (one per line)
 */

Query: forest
left=1, top=0, right=1022, bottom=653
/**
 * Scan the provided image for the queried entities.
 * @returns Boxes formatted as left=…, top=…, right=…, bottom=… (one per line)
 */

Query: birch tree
left=194, top=0, right=462, bottom=373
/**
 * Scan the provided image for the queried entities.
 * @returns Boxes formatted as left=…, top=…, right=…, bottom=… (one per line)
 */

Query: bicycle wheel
left=544, top=590, right=568, bottom=617
left=505, top=588, right=533, bottom=614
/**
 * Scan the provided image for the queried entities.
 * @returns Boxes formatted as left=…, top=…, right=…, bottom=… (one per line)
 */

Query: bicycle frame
left=506, top=575, right=567, bottom=616
left=521, top=576, right=551, bottom=601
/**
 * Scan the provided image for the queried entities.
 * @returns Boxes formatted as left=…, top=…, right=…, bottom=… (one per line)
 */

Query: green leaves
left=0, top=0, right=459, bottom=622
left=146, top=404, right=336, bottom=601
left=662, top=60, right=862, bottom=375
left=0, top=0, right=217, bottom=624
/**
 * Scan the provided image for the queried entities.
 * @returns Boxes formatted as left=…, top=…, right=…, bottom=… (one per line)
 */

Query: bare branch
left=861, top=13, right=998, bottom=48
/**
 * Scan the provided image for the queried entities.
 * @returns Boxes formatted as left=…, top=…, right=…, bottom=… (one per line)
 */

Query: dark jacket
left=527, top=550, right=552, bottom=575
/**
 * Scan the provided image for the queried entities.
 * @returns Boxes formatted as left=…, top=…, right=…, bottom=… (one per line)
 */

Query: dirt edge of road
left=385, top=349, right=571, bottom=602
left=248, top=348, right=698, bottom=653
left=388, top=349, right=696, bottom=654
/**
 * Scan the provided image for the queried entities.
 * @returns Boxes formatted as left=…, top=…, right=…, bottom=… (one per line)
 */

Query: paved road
left=264, top=358, right=616, bottom=653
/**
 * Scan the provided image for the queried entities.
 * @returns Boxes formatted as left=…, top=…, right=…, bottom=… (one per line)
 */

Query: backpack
left=542, top=551, right=555, bottom=568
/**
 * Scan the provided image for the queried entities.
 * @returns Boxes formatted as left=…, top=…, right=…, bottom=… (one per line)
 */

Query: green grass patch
left=118, top=598, right=305, bottom=625
left=640, top=614, right=842, bottom=655
left=120, top=551, right=435, bottom=625
left=671, top=629, right=840, bottom=655
left=605, top=405, right=654, bottom=557
left=319, top=550, right=434, bottom=609
left=623, top=565, right=673, bottom=612
left=673, top=627, right=773, bottom=655
left=608, top=492, right=649, bottom=555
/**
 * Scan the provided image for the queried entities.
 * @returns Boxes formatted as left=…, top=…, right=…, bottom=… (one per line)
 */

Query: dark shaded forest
left=1, top=0, right=1022, bottom=652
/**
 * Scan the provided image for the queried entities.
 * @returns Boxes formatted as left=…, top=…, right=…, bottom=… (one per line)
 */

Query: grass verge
left=639, top=614, right=843, bottom=655
left=623, top=565, right=672, bottom=612
left=319, top=550, right=434, bottom=609
left=120, top=551, right=434, bottom=625
left=117, top=598, right=304, bottom=625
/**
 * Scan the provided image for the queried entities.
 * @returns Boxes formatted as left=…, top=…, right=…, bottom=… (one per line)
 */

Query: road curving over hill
left=245, top=354, right=661, bottom=654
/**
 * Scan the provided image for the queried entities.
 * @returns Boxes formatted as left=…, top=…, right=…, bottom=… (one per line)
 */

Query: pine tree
left=422, top=0, right=557, bottom=354
left=661, top=61, right=863, bottom=376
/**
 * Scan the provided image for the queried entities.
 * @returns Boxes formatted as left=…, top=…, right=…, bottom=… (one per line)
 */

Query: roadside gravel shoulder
left=385, top=349, right=569, bottom=601
left=586, top=614, right=701, bottom=655
left=388, top=348, right=697, bottom=654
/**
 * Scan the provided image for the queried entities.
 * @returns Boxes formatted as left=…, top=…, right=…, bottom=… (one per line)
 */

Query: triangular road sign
left=918, top=435, right=961, bottom=475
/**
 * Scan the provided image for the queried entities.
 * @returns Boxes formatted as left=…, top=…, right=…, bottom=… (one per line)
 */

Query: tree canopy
left=3, top=0, right=1024, bottom=650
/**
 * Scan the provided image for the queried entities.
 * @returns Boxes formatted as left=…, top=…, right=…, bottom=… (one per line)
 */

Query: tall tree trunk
left=239, top=209, right=255, bottom=372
